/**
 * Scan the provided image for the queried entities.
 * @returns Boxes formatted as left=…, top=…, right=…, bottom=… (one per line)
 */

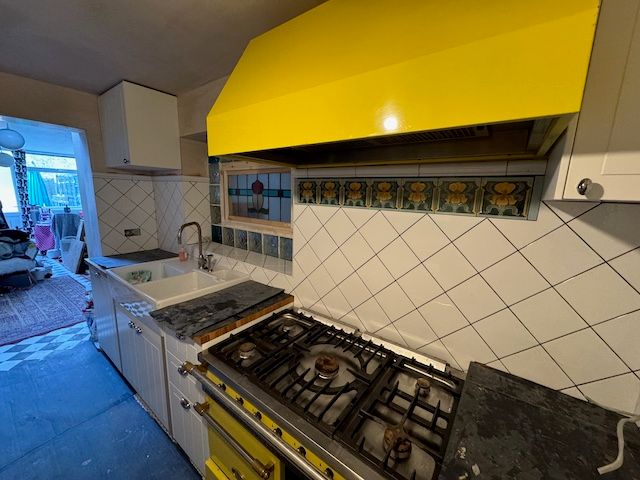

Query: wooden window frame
left=220, top=164, right=293, bottom=236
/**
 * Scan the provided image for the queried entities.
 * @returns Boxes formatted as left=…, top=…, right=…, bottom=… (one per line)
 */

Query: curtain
left=13, top=150, right=33, bottom=234
left=27, top=170, right=51, bottom=207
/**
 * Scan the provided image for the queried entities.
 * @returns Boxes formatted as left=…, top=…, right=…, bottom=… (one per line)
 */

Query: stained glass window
left=227, top=171, right=292, bottom=223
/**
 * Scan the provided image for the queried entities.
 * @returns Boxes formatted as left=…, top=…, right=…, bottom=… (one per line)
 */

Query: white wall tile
left=578, top=373, right=640, bottom=414
left=376, top=324, right=409, bottom=348
left=357, top=257, right=394, bottom=295
left=555, top=264, right=640, bottom=325
left=474, top=309, right=537, bottom=358
left=308, top=205, right=336, bottom=225
left=394, top=310, right=438, bottom=349
left=441, top=326, right=497, bottom=370
left=323, top=250, right=355, bottom=285
left=339, top=273, right=372, bottom=310
left=344, top=207, right=376, bottom=229
left=307, top=265, right=335, bottom=298
left=447, top=275, right=506, bottom=323
left=544, top=201, right=599, bottom=223
left=321, top=287, right=352, bottom=320
left=510, top=288, right=587, bottom=343
left=339, top=232, right=375, bottom=270
left=418, top=294, right=469, bottom=337
left=544, top=329, right=629, bottom=384
left=430, top=213, right=482, bottom=241
left=397, top=264, right=443, bottom=308
left=490, top=203, right=563, bottom=249
left=481, top=253, right=549, bottom=305
left=307, top=227, right=338, bottom=261
left=500, top=346, right=572, bottom=390
left=423, top=244, right=475, bottom=290
left=359, top=212, right=397, bottom=252
left=593, top=311, right=640, bottom=371
left=295, top=208, right=322, bottom=241
left=382, top=210, right=424, bottom=235
left=355, top=298, right=390, bottom=332
left=418, top=340, right=462, bottom=371
left=375, top=283, right=414, bottom=321
left=521, top=226, right=602, bottom=285
left=324, top=209, right=356, bottom=246
left=378, top=238, right=420, bottom=279
left=401, top=216, right=450, bottom=260
left=454, top=221, right=515, bottom=270
left=609, top=248, right=640, bottom=292
left=569, top=203, right=640, bottom=260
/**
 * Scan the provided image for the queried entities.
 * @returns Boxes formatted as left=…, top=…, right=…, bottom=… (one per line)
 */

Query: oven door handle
left=194, top=401, right=274, bottom=480
left=182, top=362, right=331, bottom=480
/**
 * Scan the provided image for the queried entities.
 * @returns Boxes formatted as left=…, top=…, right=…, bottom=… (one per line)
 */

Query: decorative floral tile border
left=297, top=176, right=543, bottom=219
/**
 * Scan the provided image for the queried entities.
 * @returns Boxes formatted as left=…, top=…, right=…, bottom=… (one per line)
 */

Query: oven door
left=201, top=393, right=283, bottom=480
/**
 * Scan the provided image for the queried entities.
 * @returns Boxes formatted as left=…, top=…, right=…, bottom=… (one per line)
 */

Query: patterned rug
left=0, top=276, right=87, bottom=346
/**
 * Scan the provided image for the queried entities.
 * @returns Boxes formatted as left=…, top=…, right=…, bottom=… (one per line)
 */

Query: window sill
left=219, top=219, right=292, bottom=238
left=207, top=242, right=292, bottom=276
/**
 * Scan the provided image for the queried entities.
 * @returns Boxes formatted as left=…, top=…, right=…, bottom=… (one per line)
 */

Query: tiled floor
left=0, top=258, right=201, bottom=479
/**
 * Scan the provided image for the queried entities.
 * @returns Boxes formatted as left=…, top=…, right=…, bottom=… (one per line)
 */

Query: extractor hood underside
left=228, top=116, right=570, bottom=167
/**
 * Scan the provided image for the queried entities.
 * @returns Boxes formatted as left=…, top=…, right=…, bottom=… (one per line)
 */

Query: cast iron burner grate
left=209, top=310, right=464, bottom=480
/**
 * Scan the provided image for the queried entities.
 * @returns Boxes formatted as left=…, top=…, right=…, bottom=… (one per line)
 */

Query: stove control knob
left=297, top=446, right=306, bottom=457
left=274, top=427, right=282, bottom=437
left=325, top=468, right=334, bottom=479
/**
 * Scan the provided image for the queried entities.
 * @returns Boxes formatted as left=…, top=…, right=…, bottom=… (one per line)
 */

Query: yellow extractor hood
left=207, top=0, right=600, bottom=165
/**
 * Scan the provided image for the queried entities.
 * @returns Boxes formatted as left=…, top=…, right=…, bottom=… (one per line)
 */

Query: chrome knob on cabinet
left=123, top=158, right=129, bottom=164
left=135, top=327, right=142, bottom=334
left=177, top=364, right=189, bottom=376
left=577, top=178, right=592, bottom=195
left=180, top=397, right=191, bottom=410
left=128, top=321, right=135, bottom=329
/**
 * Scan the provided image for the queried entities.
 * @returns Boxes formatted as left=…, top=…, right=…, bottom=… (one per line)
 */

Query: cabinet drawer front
left=169, top=383, right=207, bottom=474
left=206, top=459, right=230, bottom=480
left=206, top=396, right=282, bottom=480
left=168, top=351, right=204, bottom=402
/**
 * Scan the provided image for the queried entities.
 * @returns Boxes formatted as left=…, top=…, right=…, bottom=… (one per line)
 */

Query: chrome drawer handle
left=177, top=364, right=189, bottom=376
left=182, top=362, right=329, bottom=480
left=180, top=397, right=191, bottom=410
left=135, top=327, right=142, bottom=334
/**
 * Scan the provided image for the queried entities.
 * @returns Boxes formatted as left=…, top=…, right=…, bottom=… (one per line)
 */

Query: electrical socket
left=124, top=228, right=141, bottom=237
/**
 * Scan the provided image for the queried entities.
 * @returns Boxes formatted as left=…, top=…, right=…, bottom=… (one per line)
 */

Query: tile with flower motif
left=320, top=180, right=340, bottom=205
left=436, top=178, right=480, bottom=214
left=371, top=180, right=398, bottom=209
left=402, top=178, right=435, bottom=211
left=343, top=179, right=367, bottom=207
left=481, top=177, right=533, bottom=218
left=298, top=179, right=318, bottom=204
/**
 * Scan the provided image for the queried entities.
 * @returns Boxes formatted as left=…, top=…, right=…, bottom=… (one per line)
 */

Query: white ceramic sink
left=111, top=259, right=188, bottom=283
left=109, top=258, right=249, bottom=309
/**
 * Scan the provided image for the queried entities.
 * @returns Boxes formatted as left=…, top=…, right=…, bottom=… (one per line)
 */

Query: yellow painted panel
left=205, top=371, right=346, bottom=480
left=208, top=0, right=600, bottom=156
left=206, top=459, right=230, bottom=480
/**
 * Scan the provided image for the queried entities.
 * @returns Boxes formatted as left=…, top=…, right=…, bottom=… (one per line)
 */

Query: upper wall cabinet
left=99, top=81, right=181, bottom=170
left=546, top=0, right=640, bottom=202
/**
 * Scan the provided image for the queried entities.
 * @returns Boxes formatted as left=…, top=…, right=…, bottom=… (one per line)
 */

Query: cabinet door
left=122, top=82, right=181, bottom=170
left=98, top=83, right=131, bottom=168
left=115, top=308, right=139, bottom=390
left=135, top=318, right=170, bottom=429
left=90, top=267, right=121, bottom=371
left=565, top=0, right=640, bottom=201
left=169, top=383, right=207, bottom=474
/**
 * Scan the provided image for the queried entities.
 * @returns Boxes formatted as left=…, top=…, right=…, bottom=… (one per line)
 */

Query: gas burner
left=238, top=342, right=257, bottom=360
left=315, top=354, right=340, bottom=380
left=280, top=315, right=304, bottom=337
left=383, top=425, right=412, bottom=461
left=416, top=378, right=431, bottom=397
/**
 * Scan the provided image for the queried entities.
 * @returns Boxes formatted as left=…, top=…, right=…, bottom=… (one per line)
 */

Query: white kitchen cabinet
left=115, top=306, right=171, bottom=430
left=89, top=265, right=121, bottom=371
left=99, top=80, right=181, bottom=170
left=546, top=0, right=640, bottom=202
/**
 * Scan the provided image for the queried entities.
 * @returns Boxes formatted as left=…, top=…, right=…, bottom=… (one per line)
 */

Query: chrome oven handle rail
left=194, top=401, right=274, bottom=480
left=182, top=362, right=331, bottom=480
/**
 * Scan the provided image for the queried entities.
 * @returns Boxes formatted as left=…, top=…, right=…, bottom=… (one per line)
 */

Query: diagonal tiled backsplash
left=93, top=174, right=159, bottom=255
left=290, top=201, right=640, bottom=413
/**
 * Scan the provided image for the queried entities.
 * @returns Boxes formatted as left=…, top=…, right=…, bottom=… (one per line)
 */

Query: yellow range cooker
left=183, top=310, right=464, bottom=480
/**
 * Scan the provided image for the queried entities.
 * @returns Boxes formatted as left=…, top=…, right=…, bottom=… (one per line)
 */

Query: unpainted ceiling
left=0, top=0, right=325, bottom=95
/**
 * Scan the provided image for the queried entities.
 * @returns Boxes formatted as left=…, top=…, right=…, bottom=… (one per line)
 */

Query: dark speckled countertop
left=88, top=249, right=176, bottom=269
left=440, top=363, right=640, bottom=479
